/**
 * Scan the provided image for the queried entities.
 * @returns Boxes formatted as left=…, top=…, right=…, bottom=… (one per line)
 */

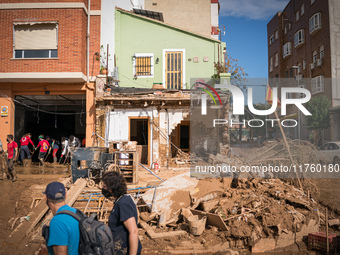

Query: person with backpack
left=19, top=133, right=35, bottom=167
left=102, top=171, right=142, bottom=255
left=40, top=181, right=114, bottom=255
left=37, top=135, right=50, bottom=166
left=43, top=181, right=80, bottom=255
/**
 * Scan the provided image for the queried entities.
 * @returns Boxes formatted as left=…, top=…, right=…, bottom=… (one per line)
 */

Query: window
left=294, top=29, right=304, bottom=47
left=313, top=50, right=317, bottom=63
left=296, top=10, right=300, bottom=22
left=309, top=13, right=321, bottom=34
left=329, top=143, right=340, bottom=150
left=275, top=52, right=278, bottom=67
left=301, top=4, right=305, bottom=16
left=284, top=24, right=288, bottom=34
left=311, top=75, right=324, bottom=94
left=320, top=143, right=329, bottom=150
left=269, top=35, right=274, bottom=45
left=311, top=0, right=315, bottom=4
left=270, top=57, right=273, bottom=72
left=133, top=53, right=154, bottom=77
left=320, top=45, right=324, bottom=59
left=303, top=58, right=306, bottom=70
left=297, top=62, right=301, bottom=74
left=14, top=23, right=58, bottom=59
left=283, top=42, right=291, bottom=58
left=275, top=30, right=278, bottom=39
left=288, top=22, right=292, bottom=30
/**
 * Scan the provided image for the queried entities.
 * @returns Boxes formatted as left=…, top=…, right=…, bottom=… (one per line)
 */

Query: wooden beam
left=140, top=222, right=187, bottom=239
left=7, top=178, right=71, bottom=244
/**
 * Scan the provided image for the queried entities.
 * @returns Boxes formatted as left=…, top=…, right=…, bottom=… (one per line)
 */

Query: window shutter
left=15, top=24, right=57, bottom=50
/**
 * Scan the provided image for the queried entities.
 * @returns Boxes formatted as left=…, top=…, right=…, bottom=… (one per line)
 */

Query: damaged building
left=95, top=87, right=191, bottom=167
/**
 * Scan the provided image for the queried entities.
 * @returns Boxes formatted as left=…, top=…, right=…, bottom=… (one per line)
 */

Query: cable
left=0, top=92, right=93, bottom=116
left=117, top=71, right=152, bottom=89
left=37, top=106, right=40, bottom=124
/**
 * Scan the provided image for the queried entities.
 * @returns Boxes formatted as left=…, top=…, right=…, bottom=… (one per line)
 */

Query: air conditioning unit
left=317, top=58, right=323, bottom=66
left=310, top=62, right=315, bottom=70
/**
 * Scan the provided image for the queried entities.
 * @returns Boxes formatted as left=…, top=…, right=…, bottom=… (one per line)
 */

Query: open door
left=129, top=117, right=149, bottom=164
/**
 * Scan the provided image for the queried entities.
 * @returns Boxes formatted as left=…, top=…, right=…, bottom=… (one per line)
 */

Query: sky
left=219, top=0, right=290, bottom=103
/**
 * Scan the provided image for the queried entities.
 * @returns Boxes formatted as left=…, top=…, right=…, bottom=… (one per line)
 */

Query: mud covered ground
left=0, top=164, right=66, bottom=255
left=0, top=162, right=340, bottom=255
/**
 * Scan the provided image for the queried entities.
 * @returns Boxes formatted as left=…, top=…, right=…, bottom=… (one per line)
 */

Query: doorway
left=164, top=51, right=183, bottom=89
left=129, top=117, right=149, bottom=164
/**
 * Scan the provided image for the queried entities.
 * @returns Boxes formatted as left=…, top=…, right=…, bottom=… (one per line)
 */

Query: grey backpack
left=52, top=209, right=114, bottom=255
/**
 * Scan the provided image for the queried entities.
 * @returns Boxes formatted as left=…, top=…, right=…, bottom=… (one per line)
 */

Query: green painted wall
left=115, top=9, right=222, bottom=89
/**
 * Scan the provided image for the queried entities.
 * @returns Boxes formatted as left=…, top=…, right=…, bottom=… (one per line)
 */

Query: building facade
left=114, top=8, right=223, bottom=89
left=95, top=7, right=224, bottom=167
left=267, top=0, right=340, bottom=141
left=0, top=0, right=101, bottom=148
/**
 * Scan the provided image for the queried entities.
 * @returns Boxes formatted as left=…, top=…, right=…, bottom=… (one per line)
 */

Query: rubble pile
left=139, top=173, right=322, bottom=253
left=244, top=139, right=322, bottom=166
left=169, top=149, right=190, bottom=167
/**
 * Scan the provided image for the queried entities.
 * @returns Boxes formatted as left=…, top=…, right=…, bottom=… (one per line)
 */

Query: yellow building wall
left=144, top=0, right=211, bottom=37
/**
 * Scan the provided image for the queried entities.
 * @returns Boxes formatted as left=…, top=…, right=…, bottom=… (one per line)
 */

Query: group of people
left=0, top=133, right=83, bottom=182
left=41, top=171, right=142, bottom=255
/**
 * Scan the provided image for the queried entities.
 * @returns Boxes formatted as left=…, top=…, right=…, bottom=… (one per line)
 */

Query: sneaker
left=12, top=176, right=17, bottom=182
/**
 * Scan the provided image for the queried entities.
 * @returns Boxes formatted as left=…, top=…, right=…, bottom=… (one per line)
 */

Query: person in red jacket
left=6, top=134, right=18, bottom=182
left=20, top=133, right=35, bottom=167
left=37, top=135, right=50, bottom=166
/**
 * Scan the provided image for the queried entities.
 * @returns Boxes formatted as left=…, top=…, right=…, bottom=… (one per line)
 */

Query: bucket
left=188, top=215, right=207, bottom=236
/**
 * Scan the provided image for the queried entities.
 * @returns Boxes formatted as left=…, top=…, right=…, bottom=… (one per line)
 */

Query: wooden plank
left=190, top=209, right=228, bottom=231
left=7, top=178, right=71, bottom=244
left=40, top=178, right=87, bottom=226
left=140, top=222, right=186, bottom=239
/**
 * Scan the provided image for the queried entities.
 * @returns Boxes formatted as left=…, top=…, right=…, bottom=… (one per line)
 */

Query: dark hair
left=7, top=134, right=13, bottom=140
left=102, top=171, right=127, bottom=198
left=69, top=135, right=74, bottom=140
left=47, top=197, right=65, bottom=204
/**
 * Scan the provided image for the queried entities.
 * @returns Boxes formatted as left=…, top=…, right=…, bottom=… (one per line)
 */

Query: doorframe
left=162, top=49, right=186, bottom=89
left=128, top=116, right=150, bottom=165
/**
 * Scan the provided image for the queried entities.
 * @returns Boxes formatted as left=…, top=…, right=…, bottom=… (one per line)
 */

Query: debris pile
left=244, top=139, right=322, bottom=166
left=168, top=149, right=191, bottom=167
left=139, top=173, right=321, bottom=253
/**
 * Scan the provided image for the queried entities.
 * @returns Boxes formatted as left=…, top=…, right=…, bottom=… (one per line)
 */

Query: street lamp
left=292, top=66, right=301, bottom=140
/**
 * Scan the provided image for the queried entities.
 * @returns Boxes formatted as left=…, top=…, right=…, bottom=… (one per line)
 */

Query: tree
left=305, top=95, right=331, bottom=145
left=214, top=50, right=248, bottom=141
left=213, top=50, right=248, bottom=85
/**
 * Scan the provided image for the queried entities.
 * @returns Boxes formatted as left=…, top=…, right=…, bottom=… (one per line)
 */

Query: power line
left=0, top=92, right=92, bottom=116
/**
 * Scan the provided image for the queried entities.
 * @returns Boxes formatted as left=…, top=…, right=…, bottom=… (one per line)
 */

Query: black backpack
left=43, top=209, right=114, bottom=255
